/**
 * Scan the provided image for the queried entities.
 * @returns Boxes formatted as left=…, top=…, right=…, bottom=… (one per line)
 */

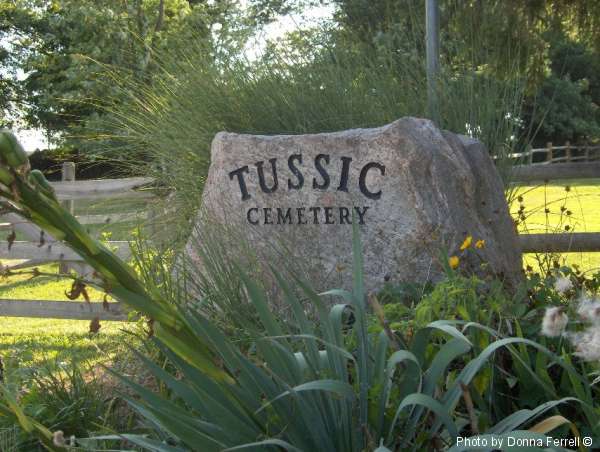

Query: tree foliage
left=0, top=0, right=241, bottom=141
left=331, top=0, right=600, bottom=145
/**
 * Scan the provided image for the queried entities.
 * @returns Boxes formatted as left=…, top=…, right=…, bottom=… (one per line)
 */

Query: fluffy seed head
left=541, top=307, right=568, bottom=337
left=554, top=276, right=573, bottom=294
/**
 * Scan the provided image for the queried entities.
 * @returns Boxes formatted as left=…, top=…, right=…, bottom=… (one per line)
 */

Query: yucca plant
left=0, top=131, right=589, bottom=451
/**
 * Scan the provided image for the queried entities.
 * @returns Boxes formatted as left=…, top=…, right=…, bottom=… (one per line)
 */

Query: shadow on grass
left=0, top=275, right=65, bottom=296
left=0, top=334, right=124, bottom=368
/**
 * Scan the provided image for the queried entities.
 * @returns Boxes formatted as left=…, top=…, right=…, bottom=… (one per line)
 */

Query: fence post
left=528, top=146, right=533, bottom=165
left=565, top=141, right=571, bottom=162
left=585, top=141, right=590, bottom=162
left=61, top=162, right=76, bottom=213
left=546, top=142, right=553, bottom=163
left=59, top=162, right=75, bottom=274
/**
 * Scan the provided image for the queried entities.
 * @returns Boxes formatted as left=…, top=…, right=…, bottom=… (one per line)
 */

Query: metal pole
left=426, top=0, right=440, bottom=124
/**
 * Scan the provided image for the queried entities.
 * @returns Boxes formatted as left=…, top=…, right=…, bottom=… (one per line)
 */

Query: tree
left=0, top=0, right=219, bottom=143
left=328, top=0, right=600, bottom=144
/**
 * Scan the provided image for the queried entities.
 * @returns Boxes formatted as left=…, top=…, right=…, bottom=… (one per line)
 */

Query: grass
left=510, top=178, right=600, bottom=273
left=0, top=263, right=135, bottom=373
left=0, top=317, right=132, bottom=369
left=0, top=266, right=141, bottom=448
left=0, top=197, right=146, bottom=375
left=0, top=264, right=106, bottom=300
left=93, top=29, right=525, bottom=236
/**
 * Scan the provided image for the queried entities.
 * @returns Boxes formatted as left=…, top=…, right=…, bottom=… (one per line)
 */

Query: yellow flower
left=475, top=239, right=485, bottom=249
left=460, top=235, right=472, bottom=251
left=449, top=256, right=460, bottom=269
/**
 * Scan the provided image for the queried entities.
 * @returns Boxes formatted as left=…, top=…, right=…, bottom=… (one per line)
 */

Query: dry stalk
left=460, top=382, right=479, bottom=435
left=368, top=293, right=400, bottom=350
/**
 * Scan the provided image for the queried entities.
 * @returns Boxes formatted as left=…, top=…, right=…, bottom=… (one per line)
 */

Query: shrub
left=1, top=359, right=130, bottom=451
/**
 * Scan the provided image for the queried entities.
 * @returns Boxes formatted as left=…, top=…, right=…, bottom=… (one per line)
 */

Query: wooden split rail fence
left=1, top=162, right=153, bottom=321
left=508, top=143, right=600, bottom=254
left=1, top=148, right=599, bottom=322
left=502, top=142, right=600, bottom=166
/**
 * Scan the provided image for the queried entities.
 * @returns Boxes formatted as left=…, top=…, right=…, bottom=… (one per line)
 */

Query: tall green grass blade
left=388, top=393, right=459, bottom=444
left=127, top=347, right=261, bottom=442
left=272, top=269, right=321, bottom=375
left=116, top=435, right=188, bottom=452
left=223, top=438, right=305, bottom=452
left=255, top=379, right=355, bottom=414
left=237, top=268, right=285, bottom=338
left=488, top=397, right=579, bottom=434
left=123, top=397, right=225, bottom=451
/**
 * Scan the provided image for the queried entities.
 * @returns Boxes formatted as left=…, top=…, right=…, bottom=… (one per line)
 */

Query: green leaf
left=128, top=345, right=260, bottom=443
left=123, top=395, right=225, bottom=451
left=110, top=435, right=187, bottom=452
left=223, top=438, right=305, bottom=452
left=388, top=393, right=459, bottom=443
left=0, top=386, right=68, bottom=451
left=432, top=336, right=591, bottom=438
left=375, top=349, right=421, bottom=439
left=238, top=266, right=284, bottom=338
left=488, top=397, right=579, bottom=434
left=272, top=268, right=321, bottom=375
left=154, top=322, right=233, bottom=384
left=352, top=215, right=369, bottom=450
left=423, top=338, right=472, bottom=396
left=410, top=321, right=472, bottom=367
left=255, top=379, right=356, bottom=414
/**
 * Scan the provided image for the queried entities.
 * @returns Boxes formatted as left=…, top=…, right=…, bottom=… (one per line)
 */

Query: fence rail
left=0, top=162, right=153, bottom=268
left=0, top=299, right=127, bottom=321
left=510, top=162, right=600, bottom=183
left=519, top=233, right=600, bottom=253
left=2, top=240, right=130, bottom=262
left=52, top=176, right=153, bottom=200
left=503, top=142, right=600, bottom=165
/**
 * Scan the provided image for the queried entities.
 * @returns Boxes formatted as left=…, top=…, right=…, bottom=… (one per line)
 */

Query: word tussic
left=227, top=154, right=386, bottom=225
left=228, top=154, right=386, bottom=201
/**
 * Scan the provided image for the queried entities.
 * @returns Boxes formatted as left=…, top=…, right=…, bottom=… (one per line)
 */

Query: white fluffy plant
left=541, top=289, right=600, bottom=363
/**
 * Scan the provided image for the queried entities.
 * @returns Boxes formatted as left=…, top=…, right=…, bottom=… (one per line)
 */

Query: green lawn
left=0, top=264, right=106, bottom=300
left=1, top=317, right=132, bottom=369
left=509, top=178, right=600, bottom=273
left=0, top=263, right=135, bottom=372
left=1, top=197, right=147, bottom=372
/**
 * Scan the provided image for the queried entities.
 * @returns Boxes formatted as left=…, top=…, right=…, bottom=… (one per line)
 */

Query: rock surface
left=185, top=117, right=522, bottom=293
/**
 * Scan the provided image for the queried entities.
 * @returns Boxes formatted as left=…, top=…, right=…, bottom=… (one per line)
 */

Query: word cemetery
left=245, top=206, right=370, bottom=225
